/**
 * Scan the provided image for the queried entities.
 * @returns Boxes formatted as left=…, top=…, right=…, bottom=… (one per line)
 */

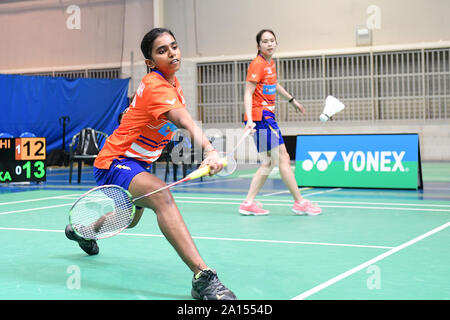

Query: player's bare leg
left=129, top=171, right=237, bottom=300
left=271, top=144, right=302, bottom=201
left=244, top=151, right=274, bottom=203
left=129, top=172, right=207, bottom=274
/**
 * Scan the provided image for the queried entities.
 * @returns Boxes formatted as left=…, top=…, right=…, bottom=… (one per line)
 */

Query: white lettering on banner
left=341, top=151, right=353, bottom=171
left=380, top=151, right=391, bottom=172
left=341, top=151, right=405, bottom=172
left=353, top=151, right=365, bottom=172
left=367, top=152, right=379, bottom=171
left=392, top=151, right=405, bottom=171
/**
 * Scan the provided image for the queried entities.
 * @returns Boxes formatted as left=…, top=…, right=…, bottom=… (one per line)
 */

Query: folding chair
left=68, top=128, right=108, bottom=183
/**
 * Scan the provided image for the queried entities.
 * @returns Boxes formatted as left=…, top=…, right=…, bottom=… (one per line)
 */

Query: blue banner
left=0, top=74, right=129, bottom=152
left=296, top=134, right=419, bottom=163
left=295, top=134, right=421, bottom=189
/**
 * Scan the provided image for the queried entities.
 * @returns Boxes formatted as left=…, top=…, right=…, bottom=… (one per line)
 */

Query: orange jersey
left=94, top=71, right=185, bottom=169
left=245, top=55, right=277, bottom=121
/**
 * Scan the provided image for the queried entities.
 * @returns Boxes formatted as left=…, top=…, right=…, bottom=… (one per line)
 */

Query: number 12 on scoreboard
left=15, top=138, right=46, bottom=160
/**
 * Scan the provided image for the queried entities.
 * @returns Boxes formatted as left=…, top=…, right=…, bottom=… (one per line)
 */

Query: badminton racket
left=216, top=127, right=253, bottom=177
left=68, top=128, right=252, bottom=240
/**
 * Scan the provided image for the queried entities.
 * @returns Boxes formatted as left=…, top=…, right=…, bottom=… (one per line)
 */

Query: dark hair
left=140, top=28, right=176, bottom=60
left=256, top=29, right=277, bottom=55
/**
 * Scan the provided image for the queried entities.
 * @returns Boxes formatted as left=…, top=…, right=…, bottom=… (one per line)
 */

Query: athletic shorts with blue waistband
left=245, top=110, right=284, bottom=152
left=93, top=158, right=152, bottom=210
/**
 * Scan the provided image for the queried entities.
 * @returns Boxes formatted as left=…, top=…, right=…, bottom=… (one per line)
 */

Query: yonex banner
left=295, top=134, right=422, bottom=189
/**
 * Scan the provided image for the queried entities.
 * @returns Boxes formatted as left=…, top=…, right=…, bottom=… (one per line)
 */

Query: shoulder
left=247, top=56, right=265, bottom=77
left=141, top=72, right=169, bottom=88
left=249, top=56, right=264, bottom=68
left=139, top=72, right=175, bottom=98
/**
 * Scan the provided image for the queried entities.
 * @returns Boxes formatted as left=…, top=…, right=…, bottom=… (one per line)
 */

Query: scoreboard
left=0, top=137, right=46, bottom=183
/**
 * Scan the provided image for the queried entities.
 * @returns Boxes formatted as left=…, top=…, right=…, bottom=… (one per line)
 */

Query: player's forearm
left=244, top=92, right=253, bottom=122
left=244, top=82, right=256, bottom=122
left=276, top=83, right=293, bottom=101
left=166, top=108, right=214, bottom=152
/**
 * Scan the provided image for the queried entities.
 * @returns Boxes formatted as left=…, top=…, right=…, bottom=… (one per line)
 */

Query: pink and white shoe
left=239, top=201, right=270, bottom=216
left=292, top=199, right=322, bottom=216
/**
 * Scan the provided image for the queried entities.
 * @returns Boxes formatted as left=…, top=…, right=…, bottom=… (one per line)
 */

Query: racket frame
left=68, top=184, right=136, bottom=240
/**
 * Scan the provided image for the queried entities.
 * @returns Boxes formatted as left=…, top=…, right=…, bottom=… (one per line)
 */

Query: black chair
left=69, top=128, right=108, bottom=183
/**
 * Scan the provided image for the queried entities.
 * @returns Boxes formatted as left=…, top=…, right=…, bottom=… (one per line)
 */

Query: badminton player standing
left=239, top=29, right=322, bottom=216
left=65, top=28, right=236, bottom=300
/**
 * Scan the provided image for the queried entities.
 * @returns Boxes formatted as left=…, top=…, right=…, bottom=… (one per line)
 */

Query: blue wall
left=0, top=74, right=129, bottom=152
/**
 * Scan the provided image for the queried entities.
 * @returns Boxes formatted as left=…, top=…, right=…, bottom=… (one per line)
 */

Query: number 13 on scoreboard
left=15, top=138, right=46, bottom=160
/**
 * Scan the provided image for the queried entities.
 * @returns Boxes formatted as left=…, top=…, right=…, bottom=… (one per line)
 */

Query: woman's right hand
left=245, top=121, right=256, bottom=135
left=201, top=150, right=223, bottom=176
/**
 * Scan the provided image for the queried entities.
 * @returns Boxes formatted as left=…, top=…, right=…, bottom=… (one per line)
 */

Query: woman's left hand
left=293, top=100, right=305, bottom=113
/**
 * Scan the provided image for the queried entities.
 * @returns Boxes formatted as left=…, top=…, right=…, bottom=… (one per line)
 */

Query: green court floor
left=0, top=183, right=449, bottom=300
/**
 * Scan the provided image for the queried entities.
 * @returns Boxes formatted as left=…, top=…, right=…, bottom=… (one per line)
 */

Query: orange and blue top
left=94, top=70, right=185, bottom=169
left=245, top=54, right=277, bottom=121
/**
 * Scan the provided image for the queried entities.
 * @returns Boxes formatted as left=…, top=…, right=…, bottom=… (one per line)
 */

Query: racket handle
left=186, top=157, right=228, bottom=180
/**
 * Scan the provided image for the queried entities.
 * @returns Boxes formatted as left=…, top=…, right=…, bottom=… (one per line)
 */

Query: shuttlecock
left=320, top=95, right=345, bottom=122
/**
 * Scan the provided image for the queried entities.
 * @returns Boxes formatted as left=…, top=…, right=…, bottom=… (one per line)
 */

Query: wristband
left=289, top=97, right=295, bottom=103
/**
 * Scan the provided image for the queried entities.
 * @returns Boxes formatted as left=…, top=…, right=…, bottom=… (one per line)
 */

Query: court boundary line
left=173, top=196, right=450, bottom=208
left=0, top=194, right=81, bottom=206
left=0, top=226, right=394, bottom=249
left=174, top=200, right=450, bottom=212
left=291, top=221, right=450, bottom=300
left=2, top=194, right=450, bottom=208
left=2, top=199, right=450, bottom=216
left=262, top=187, right=312, bottom=197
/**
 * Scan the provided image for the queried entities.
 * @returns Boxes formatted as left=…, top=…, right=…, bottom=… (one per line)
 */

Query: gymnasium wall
left=164, top=0, right=450, bottom=58
left=0, top=0, right=153, bottom=73
left=3, top=0, right=449, bottom=72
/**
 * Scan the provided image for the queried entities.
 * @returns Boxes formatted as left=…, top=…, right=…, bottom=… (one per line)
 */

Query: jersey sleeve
left=246, top=58, right=264, bottom=83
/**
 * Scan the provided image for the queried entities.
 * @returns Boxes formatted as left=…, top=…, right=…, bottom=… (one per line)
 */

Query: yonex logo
left=302, top=151, right=406, bottom=172
left=302, top=152, right=336, bottom=171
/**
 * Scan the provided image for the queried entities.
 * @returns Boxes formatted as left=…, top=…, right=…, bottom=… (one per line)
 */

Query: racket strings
left=70, top=187, right=134, bottom=239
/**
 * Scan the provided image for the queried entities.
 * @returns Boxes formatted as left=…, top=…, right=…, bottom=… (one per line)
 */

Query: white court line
left=262, top=187, right=311, bottom=197
left=2, top=199, right=450, bottom=216
left=291, top=221, right=450, bottom=300
left=175, top=201, right=450, bottom=212
left=0, top=203, right=73, bottom=215
left=314, top=205, right=450, bottom=212
left=0, top=227, right=393, bottom=249
left=301, top=188, right=343, bottom=197
left=308, top=200, right=450, bottom=208
left=0, top=227, right=62, bottom=233
left=173, top=196, right=450, bottom=208
left=2, top=193, right=449, bottom=209
left=0, top=193, right=82, bottom=206
left=262, top=190, right=289, bottom=197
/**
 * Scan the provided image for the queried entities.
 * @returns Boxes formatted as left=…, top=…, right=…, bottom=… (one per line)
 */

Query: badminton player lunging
left=239, top=29, right=322, bottom=216
left=65, top=28, right=236, bottom=300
